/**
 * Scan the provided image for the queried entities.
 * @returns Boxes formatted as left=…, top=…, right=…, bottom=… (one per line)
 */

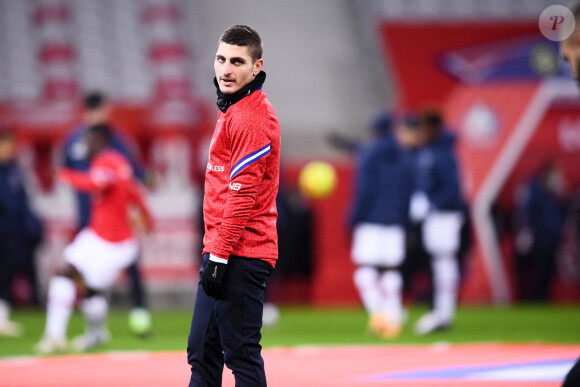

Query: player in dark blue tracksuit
left=410, top=111, right=466, bottom=335
left=350, top=135, right=413, bottom=228
left=350, top=117, right=416, bottom=338
left=0, top=129, right=41, bottom=336
left=413, top=133, right=463, bottom=213
left=62, top=92, right=151, bottom=331
left=514, top=163, right=567, bottom=301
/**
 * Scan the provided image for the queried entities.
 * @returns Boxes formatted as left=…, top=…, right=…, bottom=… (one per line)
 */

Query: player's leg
left=0, top=236, right=21, bottom=337
left=415, top=212, right=462, bottom=335
left=376, top=226, right=406, bottom=338
left=72, top=233, right=140, bottom=351
left=532, top=244, right=557, bottom=301
left=352, top=224, right=389, bottom=335
left=126, top=251, right=153, bottom=337
left=127, top=255, right=147, bottom=308
left=430, top=253, right=459, bottom=321
left=38, top=229, right=93, bottom=353
left=354, top=265, right=401, bottom=337
left=38, top=229, right=102, bottom=352
left=219, top=256, right=272, bottom=387
left=72, top=287, right=110, bottom=351
left=187, top=254, right=225, bottom=386
left=187, top=292, right=225, bottom=386
left=353, top=266, right=381, bottom=316
left=378, top=268, right=404, bottom=338
left=36, top=263, right=77, bottom=353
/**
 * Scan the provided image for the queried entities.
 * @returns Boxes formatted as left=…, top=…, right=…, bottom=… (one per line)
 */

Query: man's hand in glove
left=201, top=254, right=228, bottom=300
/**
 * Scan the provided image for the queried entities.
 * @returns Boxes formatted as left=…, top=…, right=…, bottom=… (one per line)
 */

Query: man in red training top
left=187, top=25, right=280, bottom=387
left=36, top=124, right=153, bottom=354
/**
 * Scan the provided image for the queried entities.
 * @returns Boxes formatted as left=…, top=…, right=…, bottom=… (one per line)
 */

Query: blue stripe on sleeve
left=230, top=143, right=271, bottom=179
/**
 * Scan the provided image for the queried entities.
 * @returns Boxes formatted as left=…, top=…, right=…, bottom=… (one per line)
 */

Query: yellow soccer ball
left=128, top=308, right=152, bottom=336
left=298, top=161, right=337, bottom=200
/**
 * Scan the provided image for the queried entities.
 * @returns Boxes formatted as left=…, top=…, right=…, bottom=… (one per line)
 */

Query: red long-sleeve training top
left=58, top=149, right=152, bottom=242
left=202, top=89, right=280, bottom=267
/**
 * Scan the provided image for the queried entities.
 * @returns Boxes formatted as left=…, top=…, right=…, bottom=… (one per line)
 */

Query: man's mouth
left=221, top=77, right=235, bottom=86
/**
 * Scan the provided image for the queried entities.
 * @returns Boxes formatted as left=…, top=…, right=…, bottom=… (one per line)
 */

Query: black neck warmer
left=214, top=71, right=266, bottom=113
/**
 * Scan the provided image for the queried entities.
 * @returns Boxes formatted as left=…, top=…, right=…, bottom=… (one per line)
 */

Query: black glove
left=201, top=254, right=228, bottom=300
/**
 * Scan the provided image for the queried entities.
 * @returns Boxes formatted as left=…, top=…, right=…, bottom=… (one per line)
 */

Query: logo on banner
left=559, top=117, right=580, bottom=151
left=462, top=103, right=500, bottom=147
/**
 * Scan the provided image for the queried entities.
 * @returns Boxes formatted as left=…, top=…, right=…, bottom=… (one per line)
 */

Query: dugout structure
left=445, top=80, right=580, bottom=303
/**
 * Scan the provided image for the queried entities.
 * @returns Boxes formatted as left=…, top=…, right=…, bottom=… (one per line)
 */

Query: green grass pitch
left=1, top=304, right=579, bottom=358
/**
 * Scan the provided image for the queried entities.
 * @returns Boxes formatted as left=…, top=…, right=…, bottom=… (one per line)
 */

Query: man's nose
left=222, top=62, right=233, bottom=75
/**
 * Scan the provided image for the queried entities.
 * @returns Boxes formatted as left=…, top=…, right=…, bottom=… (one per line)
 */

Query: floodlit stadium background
left=2, top=0, right=580, bottom=385
left=1, top=0, right=580, bottom=372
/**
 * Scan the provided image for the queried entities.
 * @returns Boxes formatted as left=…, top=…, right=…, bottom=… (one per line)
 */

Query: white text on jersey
left=229, top=182, right=242, bottom=191
left=207, top=163, right=225, bottom=172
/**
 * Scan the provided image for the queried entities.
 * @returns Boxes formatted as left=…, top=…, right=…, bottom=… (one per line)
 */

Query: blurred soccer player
left=514, top=163, right=567, bottom=301
left=411, top=110, right=465, bottom=335
left=560, top=3, right=580, bottom=386
left=349, top=114, right=416, bottom=338
left=187, top=25, right=280, bottom=386
left=0, top=129, right=41, bottom=336
left=36, top=124, right=153, bottom=354
left=62, top=92, right=153, bottom=333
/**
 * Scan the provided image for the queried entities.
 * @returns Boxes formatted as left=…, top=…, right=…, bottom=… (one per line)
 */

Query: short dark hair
left=84, top=91, right=106, bottom=110
left=420, top=109, right=443, bottom=132
left=373, top=113, right=392, bottom=136
left=88, top=123, right=112, bottom=145
left=218, top=24, right=263, bottom=62
left=572, top=1, right=580, bottom=19
left=564, top=1, right=580, bottom=44
left=0, top=127, right=14, bottom=144
left=402, top=112, right=420, bottom=129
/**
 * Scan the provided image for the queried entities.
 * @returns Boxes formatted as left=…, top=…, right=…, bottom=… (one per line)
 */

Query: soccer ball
left=128, top=308, right=152, bottom=336
left=298, top=161, right=337, bottom=200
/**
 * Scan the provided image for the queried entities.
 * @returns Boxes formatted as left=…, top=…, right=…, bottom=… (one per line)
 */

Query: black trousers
left=563, top=357, right=580, bottom=387
left=126, top=258, right=147, bottom=308
left=0, top=236, right=15, bottom=302
left=187, top=254, right=272, bottom=387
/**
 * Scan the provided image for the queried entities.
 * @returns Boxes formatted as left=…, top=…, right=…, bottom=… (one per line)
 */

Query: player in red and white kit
left=36, top=124, right=153, bottom=354
left=187, top=25, right=280, bottom=387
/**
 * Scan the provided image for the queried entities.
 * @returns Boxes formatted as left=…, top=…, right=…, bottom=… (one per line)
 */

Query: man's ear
left=561, top=29, right=580, bottom=46
left=253, top=58, right=264, bottom=77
